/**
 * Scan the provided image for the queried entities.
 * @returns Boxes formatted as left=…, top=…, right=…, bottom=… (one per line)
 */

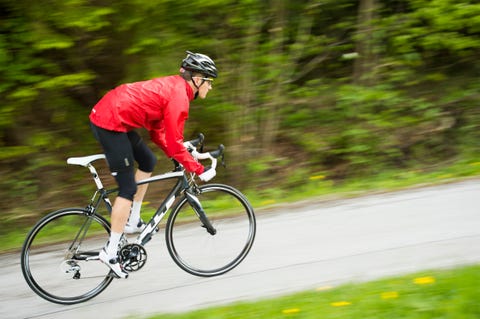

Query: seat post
left=87, top=163, right=105, bottom=190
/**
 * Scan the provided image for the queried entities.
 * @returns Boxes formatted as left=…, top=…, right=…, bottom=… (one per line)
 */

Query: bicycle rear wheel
left=21, top=208, right=113, bottom=304
left=166, top=184, right=256, bottom=277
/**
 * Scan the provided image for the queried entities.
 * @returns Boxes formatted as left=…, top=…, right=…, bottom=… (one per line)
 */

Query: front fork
left=185, top=189, right=217, bottom=235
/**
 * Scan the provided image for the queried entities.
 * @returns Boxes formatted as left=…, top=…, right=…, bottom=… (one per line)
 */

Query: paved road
left=1, top=179, right=479, bottom=319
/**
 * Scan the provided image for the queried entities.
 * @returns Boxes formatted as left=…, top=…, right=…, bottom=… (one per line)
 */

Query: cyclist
left=89, top=51, right=218, bottom=278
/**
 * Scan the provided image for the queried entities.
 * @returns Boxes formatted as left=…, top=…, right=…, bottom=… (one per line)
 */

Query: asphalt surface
left=1, top=179, right=479, bottom=319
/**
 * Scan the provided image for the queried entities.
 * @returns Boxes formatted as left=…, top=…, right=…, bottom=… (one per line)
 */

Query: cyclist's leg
left=134, top=170, right=151, bottom=201
left=125, top=169, right=150, bottom=232
left=126, top=131, right=156, bottom=230
left=90, top=123, right=138, bottom=223
left=90, top=123, right=137, bottom=278
left=127, top=130, right=156, bottom=203
left=103, top=171, right=135, bottom=278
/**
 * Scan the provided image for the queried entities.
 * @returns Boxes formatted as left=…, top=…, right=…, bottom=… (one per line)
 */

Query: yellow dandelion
left=309, top=175, right=325, bottom=181
left=331, top=301, right=351, bottom=307
left=437, top=174, right=453, bottom=179
left=414, top=276, right=435, bottom=285
left=282, top=308, right=300, bottom=314
left=316, top=286, right=333, bottom=292
left=261, top=199, right=276, bottom=206
left=381, top=291, right=399, bottom=299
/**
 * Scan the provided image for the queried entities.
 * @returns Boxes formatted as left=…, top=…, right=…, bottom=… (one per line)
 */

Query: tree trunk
left=260, top=0, right=286, bottom=155
left=354, top=0, right=377, bottom=85
left=222, top=9, right=263, bottom=186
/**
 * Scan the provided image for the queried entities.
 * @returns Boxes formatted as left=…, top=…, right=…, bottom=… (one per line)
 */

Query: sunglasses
left=193, top=77, right=214, bottom=86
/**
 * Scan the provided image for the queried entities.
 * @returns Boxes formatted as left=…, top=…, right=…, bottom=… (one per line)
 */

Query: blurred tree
left=354, top=0, right=378, bottom=85
left=0, top=0, right=479, bottom=225
left=0, top=0, right=142, bottom=219
left=0, top=0, right=135, bottom=160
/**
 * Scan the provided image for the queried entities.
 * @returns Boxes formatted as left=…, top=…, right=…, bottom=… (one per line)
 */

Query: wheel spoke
left=166, top=184, right=256, bottom=277
left=21, top=209, right=113, bottom=304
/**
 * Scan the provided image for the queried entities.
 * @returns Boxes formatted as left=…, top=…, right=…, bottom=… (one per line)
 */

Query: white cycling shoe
left=99, top=248, right=128, bottom=279
left=124, top=219, right=146, bottom=234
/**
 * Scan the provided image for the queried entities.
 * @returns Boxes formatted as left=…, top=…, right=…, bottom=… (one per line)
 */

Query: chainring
left=119, top=243, right=147, bottom=272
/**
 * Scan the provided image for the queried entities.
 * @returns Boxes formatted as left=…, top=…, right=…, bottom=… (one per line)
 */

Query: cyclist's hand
left=199, top=166, right=216, bottom=182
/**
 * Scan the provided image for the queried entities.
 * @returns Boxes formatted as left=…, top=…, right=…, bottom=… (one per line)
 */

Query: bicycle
left=20, top=134, right=256, bottom=305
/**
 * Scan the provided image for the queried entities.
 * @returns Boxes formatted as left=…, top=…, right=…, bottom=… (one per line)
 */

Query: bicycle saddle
left=67, top=154, right=106, bottom=167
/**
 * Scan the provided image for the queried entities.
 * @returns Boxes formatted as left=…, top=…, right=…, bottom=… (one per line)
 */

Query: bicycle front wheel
left=166, top=184, right=256, bottom=277
left=21, top=208, right=113, bottom=304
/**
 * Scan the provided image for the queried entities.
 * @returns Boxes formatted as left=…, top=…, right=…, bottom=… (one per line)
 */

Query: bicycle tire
left=165, top=184, right=256, bottom=277
left=21, top=208, right=113, bottom=304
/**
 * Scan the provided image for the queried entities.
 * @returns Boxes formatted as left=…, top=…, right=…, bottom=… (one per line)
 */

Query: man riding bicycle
left=89, top=51, right=218, bottom=278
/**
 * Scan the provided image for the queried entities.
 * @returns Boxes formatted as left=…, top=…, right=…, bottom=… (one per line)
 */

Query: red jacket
left=89, top=75, right=204, bottom=175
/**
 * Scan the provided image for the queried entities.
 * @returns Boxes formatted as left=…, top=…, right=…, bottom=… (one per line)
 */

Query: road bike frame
left=71, top=153, right=217, bottom=250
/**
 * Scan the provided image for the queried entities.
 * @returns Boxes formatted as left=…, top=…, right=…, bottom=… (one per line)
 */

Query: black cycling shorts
left=90, top=122, right=157, bottom=200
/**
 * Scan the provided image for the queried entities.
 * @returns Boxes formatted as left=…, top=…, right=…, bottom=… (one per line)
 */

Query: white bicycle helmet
left=181, top=51, right=218, bottom=78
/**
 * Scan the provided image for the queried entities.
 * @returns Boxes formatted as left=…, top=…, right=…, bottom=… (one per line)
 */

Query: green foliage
left=0, top=0, right=479, bottom=226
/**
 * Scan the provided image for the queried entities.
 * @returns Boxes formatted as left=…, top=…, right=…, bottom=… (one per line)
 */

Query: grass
left=244, top=157, right=480, bottom=209
left=1, top=226, right=33, bottom=252
left=145, top=264, right=480, bottom=319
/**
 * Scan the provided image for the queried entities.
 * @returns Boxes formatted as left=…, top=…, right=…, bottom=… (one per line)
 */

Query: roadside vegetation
left=145, top=264, right=480, bottom=319
left=1, top=0, right=479, bottom=250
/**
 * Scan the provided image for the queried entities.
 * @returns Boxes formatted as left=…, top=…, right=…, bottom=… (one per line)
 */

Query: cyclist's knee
left=113, top=170, right=137, bottom=201
left=138, top=151, right=157, bottom=173
left=129, top=132, right=157, bottom=172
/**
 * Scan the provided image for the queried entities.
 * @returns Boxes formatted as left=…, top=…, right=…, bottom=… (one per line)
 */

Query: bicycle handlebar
left=209, top=144, right=225, bottom=159
left=188, top=133, right=204, bottom=148
left=184, top=134, right=223, bottom=155
left=182, top=134, right=225, bottom=171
